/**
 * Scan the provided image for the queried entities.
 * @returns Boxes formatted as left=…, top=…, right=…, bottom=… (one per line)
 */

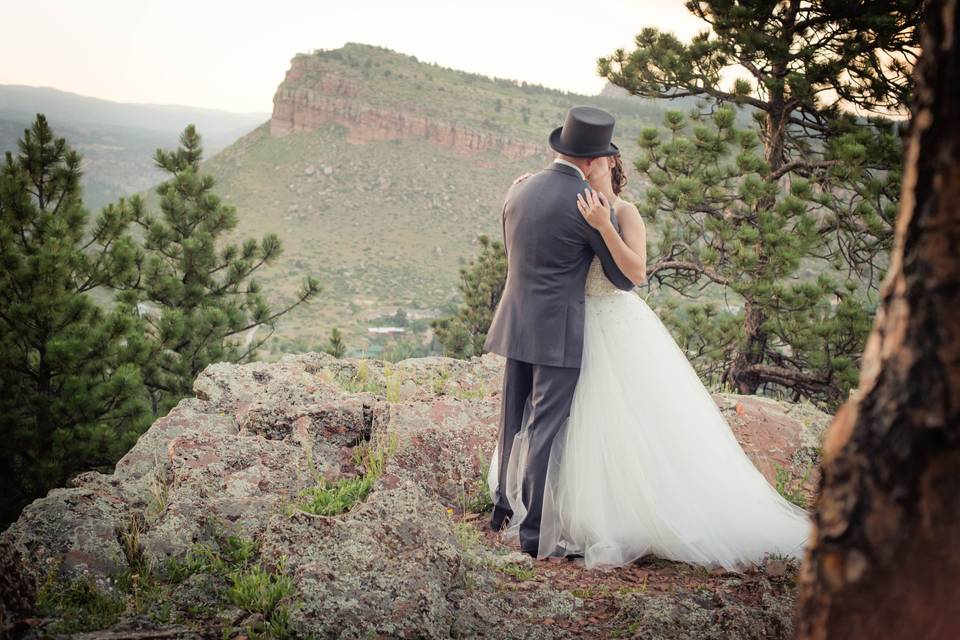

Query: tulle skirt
left=486, top=289, right=812, bottom=571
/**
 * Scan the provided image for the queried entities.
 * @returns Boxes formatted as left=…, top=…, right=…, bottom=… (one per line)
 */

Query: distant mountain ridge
left=0, top=84, right=267, bottom=138
left=0, top=85, right=268, bottom=209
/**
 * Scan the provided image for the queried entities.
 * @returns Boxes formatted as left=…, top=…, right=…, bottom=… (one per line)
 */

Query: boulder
left=3, top=352, right=827, bottom=638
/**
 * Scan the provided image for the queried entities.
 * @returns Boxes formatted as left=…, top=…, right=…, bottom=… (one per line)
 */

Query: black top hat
left=549, top=106, right=619, bottom=158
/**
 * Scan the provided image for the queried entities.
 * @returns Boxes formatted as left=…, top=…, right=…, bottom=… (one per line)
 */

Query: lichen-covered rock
left=382, top=398, right=500, bottom=504
left=141, top=427, right=312, bottom=559
left=0, top=532, right=36, bottom=631
left=259, top=479, right=462, bottom=638
left=5, top=480, right=129, bottom=582
left=608, top=587, right=796, bottom=640
left=4, top=351, right=828, bottom=638
left=64, top=621, right=209, bottom=640
left=111, top=398, right=239, bottom=507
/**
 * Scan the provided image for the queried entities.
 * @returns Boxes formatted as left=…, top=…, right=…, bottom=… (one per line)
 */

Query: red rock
left=270, top=55, right=545, bottom=160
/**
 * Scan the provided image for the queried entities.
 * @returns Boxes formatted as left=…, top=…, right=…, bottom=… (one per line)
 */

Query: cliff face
left=2, top=353, right=827, bottom=638
left=270, top=55, right=545, bottom=159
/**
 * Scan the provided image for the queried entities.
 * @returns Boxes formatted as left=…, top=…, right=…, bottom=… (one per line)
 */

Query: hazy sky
left=0, top=1, right=704, bottom=114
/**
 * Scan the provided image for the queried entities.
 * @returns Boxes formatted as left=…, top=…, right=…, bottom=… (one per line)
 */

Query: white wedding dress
left=486, top=256, right=812, bottom=571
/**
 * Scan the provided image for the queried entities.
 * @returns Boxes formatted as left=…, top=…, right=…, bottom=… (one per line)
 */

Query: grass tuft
left=298, top=475, right=377, bottom=516
left=499, top=562, right=536, bottom=581
left=456, top=447, right=495, bottom=515
left=36, top=567, right=126, bottom=633
left=297, top=431, right=398, bottom=516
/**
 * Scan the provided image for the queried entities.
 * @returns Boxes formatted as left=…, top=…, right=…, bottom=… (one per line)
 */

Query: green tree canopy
left=0, top=115, right=153, bottom=526
left=114, top=125, right=322, bottom=415
left=432, top=235, right=506, bottom=359
left=598, top=0, right=918, bottom=407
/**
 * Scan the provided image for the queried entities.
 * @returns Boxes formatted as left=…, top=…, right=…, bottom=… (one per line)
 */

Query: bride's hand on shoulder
left=512, top=172, right=534, bottom=185
left=577, top=188, right=613, bottom=231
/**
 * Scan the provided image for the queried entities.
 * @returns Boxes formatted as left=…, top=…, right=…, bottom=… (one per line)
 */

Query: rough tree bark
left=794, top=1, right=960, bottom=638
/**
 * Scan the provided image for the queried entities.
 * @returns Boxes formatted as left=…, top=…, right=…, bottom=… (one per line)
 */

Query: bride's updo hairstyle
left=611, top=153, right=627, bottom=196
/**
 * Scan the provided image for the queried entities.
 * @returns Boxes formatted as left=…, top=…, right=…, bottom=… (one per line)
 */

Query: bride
left=486, top=151, right=812, bottom=572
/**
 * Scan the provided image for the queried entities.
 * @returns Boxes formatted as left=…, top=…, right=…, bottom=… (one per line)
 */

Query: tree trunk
left=727, top=11, right=791, bottom=394
left=764, top=97, right=788, bottom=171
left=794, top=2, right=960, bottom=638
left=36, top=347, right=53, bottom=459
left=725, top=301, right=765, bottom=394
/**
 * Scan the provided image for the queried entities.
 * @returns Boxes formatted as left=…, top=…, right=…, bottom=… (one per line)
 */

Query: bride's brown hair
left=611, top=153, right=627, bottom=196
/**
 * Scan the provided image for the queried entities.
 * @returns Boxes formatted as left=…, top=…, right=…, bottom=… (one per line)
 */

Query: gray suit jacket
left=483, top=162, right=635, bottom=368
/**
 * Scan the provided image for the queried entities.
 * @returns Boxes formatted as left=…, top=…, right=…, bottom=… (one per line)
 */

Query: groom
left=484, top=106, right=635, bottom=558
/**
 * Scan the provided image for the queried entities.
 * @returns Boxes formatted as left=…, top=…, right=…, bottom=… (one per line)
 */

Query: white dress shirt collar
left=553, top=157, right=586, bottom=181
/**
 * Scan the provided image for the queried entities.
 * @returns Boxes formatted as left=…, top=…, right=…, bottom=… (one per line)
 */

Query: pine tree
left=116, top=125, right=322, bottom=415
left=432, top=235, right=506, bottom=359
left=0, top=115, right=153, bottom=526
left=324, top=327, right=346, bottom=358
left=598, top=0, right=919, bottom=407
left=633, top=106, right=879, bottom=406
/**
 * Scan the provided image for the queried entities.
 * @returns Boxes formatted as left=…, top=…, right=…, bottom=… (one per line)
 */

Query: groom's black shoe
left=489, top=505, right=513, bottom=531
left=551, top=544, right=584, bottom=560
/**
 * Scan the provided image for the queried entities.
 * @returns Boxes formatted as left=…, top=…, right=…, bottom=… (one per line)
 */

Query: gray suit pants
left=493, top=357, right=581, bottom=555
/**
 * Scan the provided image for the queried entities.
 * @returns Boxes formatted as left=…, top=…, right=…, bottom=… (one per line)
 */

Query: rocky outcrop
left=270, top=55, right=545, bottom=159
left=0, top=533, right=35, bottom=631
left=2, top=352, right=829, bottom=638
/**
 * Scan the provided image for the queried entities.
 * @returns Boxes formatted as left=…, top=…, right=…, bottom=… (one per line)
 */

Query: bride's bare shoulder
left=614, top=199, right=644, bottom=229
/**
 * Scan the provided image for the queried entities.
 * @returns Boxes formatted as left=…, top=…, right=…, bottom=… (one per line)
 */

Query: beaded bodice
left=584, top=255, right=621, bottom=297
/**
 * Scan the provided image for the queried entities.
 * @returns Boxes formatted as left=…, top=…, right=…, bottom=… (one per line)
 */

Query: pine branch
left=766, top=159, right=843, bottom=181
left=646, top=259, right=731, bottom=286
left=236, top=326, right=276, bottom=363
